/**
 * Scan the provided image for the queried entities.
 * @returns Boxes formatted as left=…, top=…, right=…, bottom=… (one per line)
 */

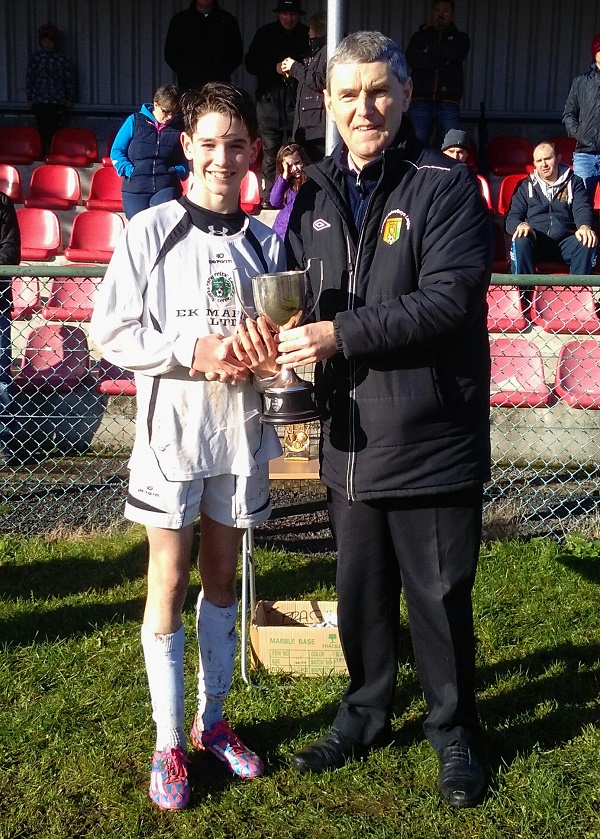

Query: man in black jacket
left=244, top=0, right=309, bottom=203
left=278, top=31, right=491, bottom=809
left=563, top=33, right=600, bottom=203
left=506, top=141, right=597, bottom=274
left=164, top=0, right=243, bottom=93
left=0, top=193, right=20, bottom=457
left=405, top=0, right=470, bottom=146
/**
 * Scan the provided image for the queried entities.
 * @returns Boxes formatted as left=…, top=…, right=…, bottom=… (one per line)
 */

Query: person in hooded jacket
left=563, top=33, right=600, bottom=204
left=506, top=141, right=597, bottom=274
left=277, top=31, right=492, bottom=809
left=164, top=0, right=243, bottom=93
left=111, top=85, right=189, bottom=220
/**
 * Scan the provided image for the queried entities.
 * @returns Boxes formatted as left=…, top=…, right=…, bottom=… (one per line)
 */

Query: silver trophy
left=235, top=259, right=323, bottom=425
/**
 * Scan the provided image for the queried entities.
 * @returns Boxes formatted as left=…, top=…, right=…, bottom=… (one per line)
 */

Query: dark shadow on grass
left=555, top=551, right=600, bottom=585
left=475, top=641, right=600, bottom=780
left=0, top=596, right=147, bottom=645
left=0, top=541, right=149, bottom=602
left=250, top=554, right=338, bottom=600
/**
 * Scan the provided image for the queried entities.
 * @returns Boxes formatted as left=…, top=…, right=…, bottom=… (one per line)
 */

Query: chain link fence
left=1, top=264, right=600, bottom=538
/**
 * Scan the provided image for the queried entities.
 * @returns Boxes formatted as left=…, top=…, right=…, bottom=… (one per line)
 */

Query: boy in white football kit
left=90, top=83, right=285, bottom=810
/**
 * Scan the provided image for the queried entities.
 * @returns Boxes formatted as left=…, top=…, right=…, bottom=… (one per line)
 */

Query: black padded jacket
left=563, top=63, right=600, bottom=154
left=285, top=120, right=492, bottom=502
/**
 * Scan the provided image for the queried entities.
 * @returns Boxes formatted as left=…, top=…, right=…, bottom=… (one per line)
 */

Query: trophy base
left=260, top=382, right=322, bottom=426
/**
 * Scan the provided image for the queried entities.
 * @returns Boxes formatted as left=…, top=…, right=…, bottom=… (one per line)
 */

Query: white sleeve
left=89, top=221, right=196, bottom=375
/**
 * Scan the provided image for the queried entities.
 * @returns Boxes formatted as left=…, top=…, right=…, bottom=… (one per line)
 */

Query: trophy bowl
left=235, top=261, right=323, bottom=425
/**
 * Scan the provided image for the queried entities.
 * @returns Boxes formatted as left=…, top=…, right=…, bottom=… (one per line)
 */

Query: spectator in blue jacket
left=506, top=141, right=597, bottom=275
left=111, top=85, right=189, bottom=220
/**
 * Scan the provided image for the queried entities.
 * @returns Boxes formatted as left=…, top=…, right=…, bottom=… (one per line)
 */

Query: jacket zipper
left=345, top=172, right=380, bottom=502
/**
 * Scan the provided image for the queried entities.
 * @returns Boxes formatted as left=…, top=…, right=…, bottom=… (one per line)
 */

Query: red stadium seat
left=550, top=136, right=576, bottom=168
left=486, top=285, right=527, bottom=332
left=0, top=163, right=23, bottom=204
left=593, top=183, right=600, bottom=212
left=489, top=337, right=551, bottom=407
left=497, top=174, right=527, bottom=216
left=11, top=276, right=41, bottom=319
left=24, top=165, right=81, bottom=210
left=45, top=128, right=99, bottom=166
left=85, top=166, right=123, bottom=211
left=488, top=136, right=534, bottom=177
left=101, top=130, right=118, bottom=166
left=14, top=323, right=91, bottom=393
left=240, top=171, right=260, bottom=214
left=0, top=126, right=42, bottom=164
left=64, top=210, right=124, bottom=263
left=555, top=340, right=600, bottom=408
left=530, top=286, right=600, bottom=334
left=42, top=276, right=100, bottom=322
left=95, top=358, right=136, bottom=395
left=16, top=208, right=61, bottom=260
left=477, top=175, right=492, bottom=210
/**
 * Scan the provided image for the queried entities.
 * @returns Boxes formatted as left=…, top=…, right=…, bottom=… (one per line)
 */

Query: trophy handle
left=301, top=258, right=323, bottom=325
left=232, top=266, right=258, bottom=322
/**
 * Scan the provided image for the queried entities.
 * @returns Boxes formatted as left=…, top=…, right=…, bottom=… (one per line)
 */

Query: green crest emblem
left=208, top=274, right=234, bottom=302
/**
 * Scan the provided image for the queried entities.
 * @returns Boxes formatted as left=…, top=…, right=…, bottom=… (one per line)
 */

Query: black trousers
left=328, top=485, right=483, bottom=753
left=32, top=103, right=65, bottom=156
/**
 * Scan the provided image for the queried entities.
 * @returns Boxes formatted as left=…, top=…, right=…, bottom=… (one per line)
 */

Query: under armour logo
left=313, top=219, right=331, bottom=231
left=208, top=225, right=228, bottom=236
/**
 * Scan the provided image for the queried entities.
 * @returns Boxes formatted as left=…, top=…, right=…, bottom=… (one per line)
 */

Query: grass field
left=2, top=527, right=600, bottom=838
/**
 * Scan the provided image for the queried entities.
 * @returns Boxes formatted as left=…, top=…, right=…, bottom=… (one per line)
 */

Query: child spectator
left=90, top=82, right=285, bottom=811
left=110, top=84, right=189, bottom=220
left=26, top=23, right=74, bottom=156
left=269, top=142, right=309, bottom=239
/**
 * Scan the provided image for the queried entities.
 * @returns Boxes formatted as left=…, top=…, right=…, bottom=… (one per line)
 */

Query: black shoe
left=437, top=743, right=485, bottom=808
left=260, top=199, right=273, bottom=210
left=291, top=729, right=359, bottom=773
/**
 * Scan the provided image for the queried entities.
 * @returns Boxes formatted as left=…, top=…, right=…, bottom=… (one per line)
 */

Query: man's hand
left=189, top=334, right=249, bottom=384
left=276, top=322, right=337, bottom=368
left=226, top=316, right=280, bottom=379
left=575, top=224, right=598, bottom=248
left=280, top=57, right=295, bottom=74
left=512, top=222, right=532, bottom=240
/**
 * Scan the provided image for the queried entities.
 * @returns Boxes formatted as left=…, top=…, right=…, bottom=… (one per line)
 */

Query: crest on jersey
left=207, top=273, right=234, bottom=303
left=381, top=210, right=410, bottom=245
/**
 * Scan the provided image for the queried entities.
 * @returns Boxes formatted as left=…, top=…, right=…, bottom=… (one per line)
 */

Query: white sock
left=196, top=591, right=238, bottom=732
left=141, top=623, right=186, bottom=751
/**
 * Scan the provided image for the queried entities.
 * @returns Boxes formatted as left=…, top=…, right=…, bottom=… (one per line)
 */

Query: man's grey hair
left=327, top=31, right=409, bottom=92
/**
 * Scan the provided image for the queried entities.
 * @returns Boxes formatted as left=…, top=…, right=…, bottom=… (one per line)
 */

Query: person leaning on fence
left=0, top=193, right=20, bottom=460
left=506, top=141, right=598, bottom=275
left=278, top=31, right=492, bottom=808
left=90, top=82, right=286, bottom=811
left=110, top=84, right=189, bottom=220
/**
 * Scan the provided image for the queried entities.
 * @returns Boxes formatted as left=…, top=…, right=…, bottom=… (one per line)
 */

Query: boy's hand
left=227, top=315, right=279, bottom=379
left=189, top=334, right=249, bottom=384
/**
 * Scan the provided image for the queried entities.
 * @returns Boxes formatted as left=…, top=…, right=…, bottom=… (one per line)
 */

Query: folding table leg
left=240, top=526, right=256, bottom=686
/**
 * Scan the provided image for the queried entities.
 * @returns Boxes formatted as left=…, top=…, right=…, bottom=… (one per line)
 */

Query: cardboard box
left=251, top=600, right=347, bottom=676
